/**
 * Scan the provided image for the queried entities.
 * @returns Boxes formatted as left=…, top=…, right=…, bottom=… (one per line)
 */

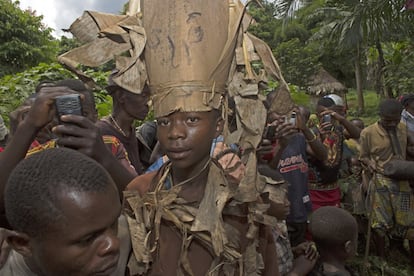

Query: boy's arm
left=332, top=111, right=361, bottom=139
left=0, top=89, right=67, bottom=215
left=261, top=225, right=280, bottom=276
left=406, top=129, right=414, bottom=158
left=296, top=112, right=327, bottom=161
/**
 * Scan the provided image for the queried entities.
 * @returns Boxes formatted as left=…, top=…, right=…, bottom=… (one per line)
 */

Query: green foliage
left=273, top=38, right=320, bottom=87
left=0, top=0, right=58, bottom=77
left=0, top=62, right=73, bottom=119
left=57, top=36, right=82, bottom=56
left=289, top=84, right=310, bottom=106
left=0, top=62, right=113, bottom=124
left=346, top=89, right=380, bottom=125
left=382, top=41, right=414, bottom=96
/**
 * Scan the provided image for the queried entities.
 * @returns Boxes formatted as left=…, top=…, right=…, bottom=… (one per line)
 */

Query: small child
left=309, top=206, right=358, bottom=276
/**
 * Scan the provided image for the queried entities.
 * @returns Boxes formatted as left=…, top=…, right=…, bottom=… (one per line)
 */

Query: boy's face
left=29, top=184, right=121, bottom=276
left=157, top=111, right=222, bottom=171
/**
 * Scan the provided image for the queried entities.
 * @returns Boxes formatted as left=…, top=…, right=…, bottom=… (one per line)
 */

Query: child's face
left=273, top=192, right=290, bottom=220
left=157, top=111, right=221, bottom=171
left=30, top=184, right=122, bottom=275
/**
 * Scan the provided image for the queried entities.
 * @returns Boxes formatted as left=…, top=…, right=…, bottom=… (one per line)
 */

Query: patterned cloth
left=27, top=135, right=137, bottom=175
left=96, top=118, right=145, bottom=174
left=401, top=109, right=414, bottom=132
left=272, top=221, right=294, bottom=275
left=371, top=174, right=414, bottom=238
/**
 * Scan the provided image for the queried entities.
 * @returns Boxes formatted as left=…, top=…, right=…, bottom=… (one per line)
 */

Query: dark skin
left=0, top=87, right=135, bottom=216
left=127, top=110, right=280, bottom=275
left=316, top=236, right=357, bottom=276
left=258, top=109, right=327, bottom=170
left=257, top=110, right=320, bottom=275
left=156, top=111, right=222, bottom=192
left=8, top=185, right=122, bottom=276
left=272, top=192, right=318, bottom=276
left=110, top=88, right=150, bottom=137
left=316, top=105, right=361, bottom=139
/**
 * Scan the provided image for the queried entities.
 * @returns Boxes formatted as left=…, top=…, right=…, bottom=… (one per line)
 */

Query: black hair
left=378, top=99, right=403, bottom=117
left=350, top=118, right=365, bottom=129
left=5, top=148, right=115, bottom=237
left=35, top=80, right=55, bottom=93
left=317, top=97, right=335, bottom=108
left=309, top=206, right=357, bottom=249
left=400, top=94, right=414, bottom=107
left=55, top=79, right=96, bottom=108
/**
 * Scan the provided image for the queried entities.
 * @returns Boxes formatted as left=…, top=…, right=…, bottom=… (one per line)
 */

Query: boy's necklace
left=109, top=115, right=127, bottom=137
left=170, top=158, right=211, bottom=187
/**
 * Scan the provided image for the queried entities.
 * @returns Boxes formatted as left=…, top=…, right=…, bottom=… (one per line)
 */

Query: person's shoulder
left=126, top=171, right=157, bottom=195
left=0, top=249, right=36, bottom=276
left=360, top=122, right=379, bottom=135
left=95, top=117, right=112, bottom=129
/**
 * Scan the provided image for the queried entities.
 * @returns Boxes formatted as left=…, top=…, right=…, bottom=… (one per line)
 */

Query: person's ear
left=344, top=240, right=352, bottom=255
left=7, top=232, right=32, bottom=257
left=215, top=117, right=224, bottom=138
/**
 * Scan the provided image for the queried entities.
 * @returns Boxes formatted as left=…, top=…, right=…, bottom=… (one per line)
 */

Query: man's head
left=350, top=118, right=364, bottom=130
left=107, top=71, right=150, bottom=121
left=316, top=97, right=335, bottom=116
left=400, top=94, right=414, bottom=115
left=378, top=99, right=403, bottom=130
left=324, top=94, right=346, bottom=116
left=309, top=206, right=358, bottom=259
left=156, top=109, right=223, bottom=171
left=5, top=148, right=121, bottom=275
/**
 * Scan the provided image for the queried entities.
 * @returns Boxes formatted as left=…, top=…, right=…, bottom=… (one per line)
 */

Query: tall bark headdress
left=142, top=0, right=239, bottom=117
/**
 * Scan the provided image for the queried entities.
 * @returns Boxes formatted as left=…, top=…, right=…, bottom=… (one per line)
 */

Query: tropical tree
left=311, top=0, right=414, bottom=111
left=0, top=0, right=58, bottom=77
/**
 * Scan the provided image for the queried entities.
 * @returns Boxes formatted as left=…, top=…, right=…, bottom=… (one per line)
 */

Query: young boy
left=1, top=148, right=130, bottom=275
left=309, top=206, right=358, bottom=276
left=125, top=108, right=279, bottom=275
left=59, top=0, right=292, bottom=274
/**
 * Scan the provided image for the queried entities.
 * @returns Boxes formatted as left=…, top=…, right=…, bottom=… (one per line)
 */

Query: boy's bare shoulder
left=126, top=171, right=157, bottom=195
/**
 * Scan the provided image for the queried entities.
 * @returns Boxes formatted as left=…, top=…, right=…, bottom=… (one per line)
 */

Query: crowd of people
left=0, top=76, right=413, bottom=275
left=1, top=0, right=414, bottom=275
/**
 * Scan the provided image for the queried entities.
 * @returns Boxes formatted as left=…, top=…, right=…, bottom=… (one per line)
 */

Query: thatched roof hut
left=307, top=68, right=347, bottom=96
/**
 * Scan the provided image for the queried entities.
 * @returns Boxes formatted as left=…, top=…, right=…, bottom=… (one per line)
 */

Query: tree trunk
left=376, top=40, right=392, bottom=98
left=355, top=44, right=364, bottom=113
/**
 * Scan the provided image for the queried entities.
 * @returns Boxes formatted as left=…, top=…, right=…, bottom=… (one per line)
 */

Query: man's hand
left=292, top=241, right=319, bottom=261
left=52, top=115, right=110, bottom=163
left=24, top=87, right=82, bottom=130
left=287, top=255, right=317, bottom=276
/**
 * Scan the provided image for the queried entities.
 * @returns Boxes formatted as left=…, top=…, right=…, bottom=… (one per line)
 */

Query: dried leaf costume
left=59, top=0, right=294, bottom=275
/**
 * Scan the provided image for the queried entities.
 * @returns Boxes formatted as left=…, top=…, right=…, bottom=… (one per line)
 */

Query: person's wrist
left=287, top=270, right=301, bottom=276
left=305, top=131, right=317, bottom=142
left=20, top=119, right=43, bottom=134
